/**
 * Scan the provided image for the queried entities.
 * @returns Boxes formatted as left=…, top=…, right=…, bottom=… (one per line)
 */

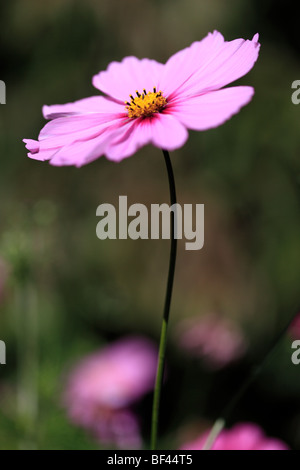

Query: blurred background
left=0, top=0, right=300, bottom=450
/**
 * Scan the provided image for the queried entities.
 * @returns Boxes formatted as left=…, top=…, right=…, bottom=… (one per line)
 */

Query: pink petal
left=39, top=114, right=126, bottom=147
left=23, top=139, right=45, bottom=161
left=92, top=56, right=164, bottom=103
left=256, top=440, right=290, bottom=451
left=24, top=138, right=39, bottom=153
left=220, top=424, right=264, bottom=450
left=48, top=128, right=119, bottom=167
left=168, top=86, right=254, bottom=131
left=159, top=31, right=260, bottom=99
left=24, top=138, right=65, bottom=162
left=26, top=114, right=127, bottom=166
left=43, top=95, right=125, bottom=119
left=106, top=113, right=188, bottom=161
left=158, top=31, right=225, bottom=98
left=181, top=423, right=289, bottom=450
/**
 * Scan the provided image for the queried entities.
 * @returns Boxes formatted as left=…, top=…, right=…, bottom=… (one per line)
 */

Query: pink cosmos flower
left=289, top=313, right=300, bottom=340
left=181, top=422, right=290, bottom=450
left=63, top=337, right=157, bottom=448
left=177, top=314, right=247, bottom=369
left=24, top=31, right=260, bottom=167
left=87, top=408, right=142, bottom=449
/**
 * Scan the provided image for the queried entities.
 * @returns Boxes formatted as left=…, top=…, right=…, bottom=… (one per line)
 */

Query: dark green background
left=0, top=0, right=299, bottom=449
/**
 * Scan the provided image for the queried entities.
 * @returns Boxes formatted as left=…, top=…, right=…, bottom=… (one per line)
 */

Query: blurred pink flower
left=81, top=407, right=142, bottom=449
left=181, top=422, right=290, bottom=450
left=289, top=313, right=300, bottom=340
left=177, top=314, right=247, bottom=369
left=63, top=337, right=157, bottom=448
left=24, top=31, right=260, bottom=166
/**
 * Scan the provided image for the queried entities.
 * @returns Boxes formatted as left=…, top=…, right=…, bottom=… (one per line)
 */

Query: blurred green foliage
left=0, top=0, right=300, bottom=450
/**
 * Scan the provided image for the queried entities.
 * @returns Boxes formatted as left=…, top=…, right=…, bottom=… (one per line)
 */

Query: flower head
left=181, top=422, right=290, bottom=450
left=24, top=31, right=260, bottom=166
left=289, top=313, right=300, bottom=340
left=177, top=314, right=247, bottom=369
left=63, top=336, right=157, bottom=448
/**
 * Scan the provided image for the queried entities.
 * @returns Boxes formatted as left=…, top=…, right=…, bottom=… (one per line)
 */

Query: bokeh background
left=1, top=0, right=300, bottom=450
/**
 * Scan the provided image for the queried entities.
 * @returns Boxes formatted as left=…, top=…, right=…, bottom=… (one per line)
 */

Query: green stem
left=151, top=149, right=177, bottom=450
left=203, top=310, right=298, bottom=449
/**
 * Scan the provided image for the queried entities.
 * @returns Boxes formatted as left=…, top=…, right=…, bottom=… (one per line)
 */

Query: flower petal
left=23, top=139, right=48, bottom=161
left=92, top=56, right=164, bottom=103
left=159, top=31, right=260, bottom=99
left=48, top=128, right=120, bottom=167
left=25, top=114, right=127, bottom=166
left=148, top=113, right=188, bottom=151
left=39, top=114, right=126, bottom=147
left=106, top=113, right=188, bottom=161
left=168, top=86, right=254, bottom=131
left=43, top=95, right=125, bottom=119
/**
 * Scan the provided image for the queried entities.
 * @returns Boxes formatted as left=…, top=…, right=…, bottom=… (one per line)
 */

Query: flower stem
left=203, top=311, right=298, bottom=449
left=151, top=149, right=177, bottom=450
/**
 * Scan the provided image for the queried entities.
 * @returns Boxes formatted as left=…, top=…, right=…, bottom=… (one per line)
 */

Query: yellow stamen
left=125, top=87, right=167, bottom=119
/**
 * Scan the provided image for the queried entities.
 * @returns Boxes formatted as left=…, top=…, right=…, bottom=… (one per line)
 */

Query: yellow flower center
left=125, top=88, right=167, bottom=119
